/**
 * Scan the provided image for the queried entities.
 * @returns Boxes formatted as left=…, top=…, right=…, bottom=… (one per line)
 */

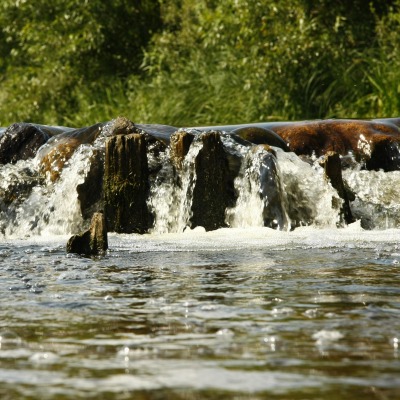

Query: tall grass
left=1, top=1, right=399, bottom=128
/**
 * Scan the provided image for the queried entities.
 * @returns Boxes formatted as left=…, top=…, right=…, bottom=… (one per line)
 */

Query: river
left=1, top=122, right=400, bottom=399
left=1, top=226, right=400, bottom=399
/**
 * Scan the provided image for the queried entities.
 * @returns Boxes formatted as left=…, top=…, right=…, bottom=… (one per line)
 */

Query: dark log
left=76, top=149, right=104, bottom=221
left=170, top=131, right=195, bottom=170
left=104, top=133, right=152, bottom=233
left=67, top=212, right=108, bottom=256
left=190, top=131, right=236, bottom=231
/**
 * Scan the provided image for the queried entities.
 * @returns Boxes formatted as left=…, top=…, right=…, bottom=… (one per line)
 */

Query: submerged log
left=190, top=131, right=236, bottom=231
left=67, top=212, right=108, bottom=256
left=104, top=133, right=152, bottom=233
left=320, top=151, right=354, bottom=225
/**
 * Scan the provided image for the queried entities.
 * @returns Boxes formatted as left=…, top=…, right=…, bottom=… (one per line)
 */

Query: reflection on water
left=0, top=228, right=400, bottom=399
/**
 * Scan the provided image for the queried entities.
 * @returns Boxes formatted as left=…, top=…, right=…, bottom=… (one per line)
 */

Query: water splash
left=275, top=149, right=341, bottom=227
left=226, top=146, right=264, bottom=228
left=226, top=145, right=291, bottom=229
left=1, top=145, right=95, bottom=238
left=343, top=169, right=400, bottom=229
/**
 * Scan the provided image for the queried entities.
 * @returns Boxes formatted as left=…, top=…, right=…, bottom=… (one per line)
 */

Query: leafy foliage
left=0, top=0, right=399, bottom=126
left=0, top=0, right=160, bottom=125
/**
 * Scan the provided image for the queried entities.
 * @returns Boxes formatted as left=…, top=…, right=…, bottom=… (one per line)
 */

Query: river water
left=1, top=124, right=400, bottom=398
left=1, top=226, right=400, bottom=399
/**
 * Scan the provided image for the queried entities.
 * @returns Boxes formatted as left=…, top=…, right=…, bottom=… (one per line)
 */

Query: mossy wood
left=104, top=134, right=151, bottom=233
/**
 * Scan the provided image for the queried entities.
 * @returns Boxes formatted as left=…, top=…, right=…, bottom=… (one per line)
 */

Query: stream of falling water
left=148, top=136, right=203, bottom=234
left=1, top=132, right=400, bottom=237
left=0, top=145, right=95, bottom=238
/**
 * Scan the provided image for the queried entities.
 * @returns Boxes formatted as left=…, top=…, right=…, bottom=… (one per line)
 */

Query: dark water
left=1, top=228, right=400, bottom=399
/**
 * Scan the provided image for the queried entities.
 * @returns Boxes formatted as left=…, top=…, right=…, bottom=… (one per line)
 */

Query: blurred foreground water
left=1, top=226, right=399, bottom=399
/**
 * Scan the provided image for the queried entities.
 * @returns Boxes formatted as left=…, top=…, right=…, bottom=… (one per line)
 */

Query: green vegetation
left=0, top=0, right=399, bottom=127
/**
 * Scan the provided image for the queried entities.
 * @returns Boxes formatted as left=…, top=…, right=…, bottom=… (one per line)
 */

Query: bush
left=0, top=0, right=399, bottom=127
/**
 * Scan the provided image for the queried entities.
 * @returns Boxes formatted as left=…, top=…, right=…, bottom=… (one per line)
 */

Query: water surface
left=1, top=226, right=399, bottom=399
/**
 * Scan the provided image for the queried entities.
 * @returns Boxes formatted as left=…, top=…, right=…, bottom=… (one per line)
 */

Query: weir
left=1, top=116, right=400, bottom=243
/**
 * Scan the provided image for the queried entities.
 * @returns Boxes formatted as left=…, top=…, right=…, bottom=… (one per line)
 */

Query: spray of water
left=275, top=149, right=341, bottom=228
left=343, top=169, right=400, bottom=229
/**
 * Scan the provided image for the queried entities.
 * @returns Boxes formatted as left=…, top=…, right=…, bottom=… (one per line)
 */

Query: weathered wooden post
left=67, top=212, right=108, bottom=256
left=104, top=133, right=152, bottom=233
left=321, top=151, right=354, bottom=225
left=190, top=131, right=236, bottom=231
left=170, top=131, right=195, bottom=170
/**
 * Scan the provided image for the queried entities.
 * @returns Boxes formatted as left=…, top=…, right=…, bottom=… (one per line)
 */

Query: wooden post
left=190, top=131, right=236, bottom=231
left=170, top=131, right=195, bottom=170
left=104, top=134, right=151, bottom=233
left=67, top=212, right=108, bottom=256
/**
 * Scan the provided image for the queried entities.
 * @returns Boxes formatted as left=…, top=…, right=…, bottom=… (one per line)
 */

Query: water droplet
left=216, top=328, right=234, bottom=338
left=312, top=329, right=344, bottom=345
left=29, top=351, right=59, bottom=364
left=104, top=295, right=114, bottom=301
left=263, top=335, right=277, bottom=351
left=201, top=304, right=217, bottom=311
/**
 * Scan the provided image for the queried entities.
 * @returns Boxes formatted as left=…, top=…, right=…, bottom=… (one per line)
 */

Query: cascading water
left=0, top=144, right=96, bottom=238
left=225, top=144, right=291, bottom=230
left=225, top=146, right=266, bottom=228
left=343, top=168, right=400, bottom=229
left=148, top=133, right=203, bottom=233
left=275, top=149, right=342, bottom=228
left=1, top=121, right=400, bottom=238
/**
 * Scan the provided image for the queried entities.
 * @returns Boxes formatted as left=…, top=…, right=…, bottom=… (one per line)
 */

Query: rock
left=0, top=123, right=50, bottom=165
left=190, top=131, right=236, bottom=231
left=104, top=133, right=152, bottom=233
left=320, top=152, right=354, bottom=225
left=66, top=212, right=108, bottom=256
left=107, top=116, right=137, bottom=136
left=271, top=119, right=400, bottom=171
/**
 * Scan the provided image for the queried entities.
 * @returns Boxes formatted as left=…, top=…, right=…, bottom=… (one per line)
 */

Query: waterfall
left=275, top=149, right=342, bottom=228
left=226, top=145, right=291, bottom=230
left=0, top=145, right=95, bottom=238
left=2, top=119, right=400, bottom=239
left=343, top=168, right=400, bottom=229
